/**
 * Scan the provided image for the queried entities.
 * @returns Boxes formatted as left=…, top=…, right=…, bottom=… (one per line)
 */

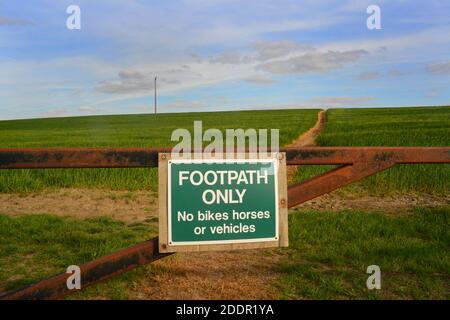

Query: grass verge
left=0, top=214, right=157, bottom=293
left=1, top=206, right=448, bottom=299
left=278, top=206, right=450, bottom=299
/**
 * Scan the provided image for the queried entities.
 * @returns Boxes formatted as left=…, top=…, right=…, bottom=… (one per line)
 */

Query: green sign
left=168, top=159, right=279, bottom=245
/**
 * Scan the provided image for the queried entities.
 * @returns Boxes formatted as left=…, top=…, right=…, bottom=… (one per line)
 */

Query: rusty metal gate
left=0, top=146, right=448, bottom=299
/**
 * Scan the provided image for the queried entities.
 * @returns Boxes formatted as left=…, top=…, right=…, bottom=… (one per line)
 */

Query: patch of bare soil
left=286, top=110, right=327, bottom=184
left=129, top=249, right=284, bottom=300
left=0, top=188, right=158, bottom=223
left=294, top=191, right=450, bottom=214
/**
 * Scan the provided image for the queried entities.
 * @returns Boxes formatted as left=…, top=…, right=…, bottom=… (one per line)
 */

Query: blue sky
left=0, top=0, right=449, bottom=120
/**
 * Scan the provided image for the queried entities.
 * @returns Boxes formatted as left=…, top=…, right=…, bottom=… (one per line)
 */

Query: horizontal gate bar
left=0, top=147, right=449, bottom=169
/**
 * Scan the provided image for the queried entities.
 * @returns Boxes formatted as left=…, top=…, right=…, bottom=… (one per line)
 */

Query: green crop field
left=0, top=106, right=449, bottom=300
left=0, top=109, right=319, bottom=193
left=1, top=106, right=448, bottom=194
left=296, top=106, right=450, bottom=194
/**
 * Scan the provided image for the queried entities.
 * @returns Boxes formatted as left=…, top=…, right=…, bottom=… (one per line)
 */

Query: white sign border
left=167, top=157, right=280, bottom=246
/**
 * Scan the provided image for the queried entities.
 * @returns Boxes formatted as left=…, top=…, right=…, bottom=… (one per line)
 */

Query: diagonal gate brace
left=288, top=161, right=395, bottom=207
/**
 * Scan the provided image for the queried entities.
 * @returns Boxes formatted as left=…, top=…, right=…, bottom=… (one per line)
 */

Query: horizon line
left=0, top=104, right=449, bottom=122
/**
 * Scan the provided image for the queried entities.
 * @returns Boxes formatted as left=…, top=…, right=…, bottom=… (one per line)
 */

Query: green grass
left=277, top=207, right=450, bottom=299
left=0, top=214, right=157, bottom=293
left=295, top=106, right=450, bottom=194
left=1, top=207, right=448, bottom=299
left=0, top=109, right=319, bottom=193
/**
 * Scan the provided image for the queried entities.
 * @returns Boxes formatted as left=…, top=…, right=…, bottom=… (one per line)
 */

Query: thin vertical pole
left=154, top=76, right=157, bottom=115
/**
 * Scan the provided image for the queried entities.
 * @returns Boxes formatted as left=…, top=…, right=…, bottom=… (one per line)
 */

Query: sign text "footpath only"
left=178, top=169, right=269, bottom=205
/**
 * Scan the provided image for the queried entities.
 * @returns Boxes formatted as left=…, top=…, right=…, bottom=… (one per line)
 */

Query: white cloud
left=209, top=52, right=244, bottom=64
left=257, top=50, right=367, bottom=74
left=118, top=70, right=146, bottom=80
left=252, top=40, right=314, bottom=61
left=388, top=68, right=404, bottom=77
left=320, top=26, right=450, bottom=66
left=243, top=75, right=273, bottom=84
left=97, top=70, right=155, bottom=94
left=77, top=106, right=108, bottom=113
left=357, top=71, right=381, bottom=80
left=0, top=16, right=32, bottom=26
left=427, top=89, right=440, bottom=98
left=305, top=96, right=376, bottom=108
left=209, top=40, right=315, bottom=65
left=96, top=81, right=150, bottom=94
left=128, top=104, right=151, bottom=111
left=426, top=60, right=450, bottom=75
left=44, top=108, right=69, bottom=118
left=161, top=99, right=207, bottom=110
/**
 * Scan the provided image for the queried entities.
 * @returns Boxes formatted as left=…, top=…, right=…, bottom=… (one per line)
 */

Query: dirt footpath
left=286, top=110, right=326, bottom=184
left=287, top=110, right=327, bottom=148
